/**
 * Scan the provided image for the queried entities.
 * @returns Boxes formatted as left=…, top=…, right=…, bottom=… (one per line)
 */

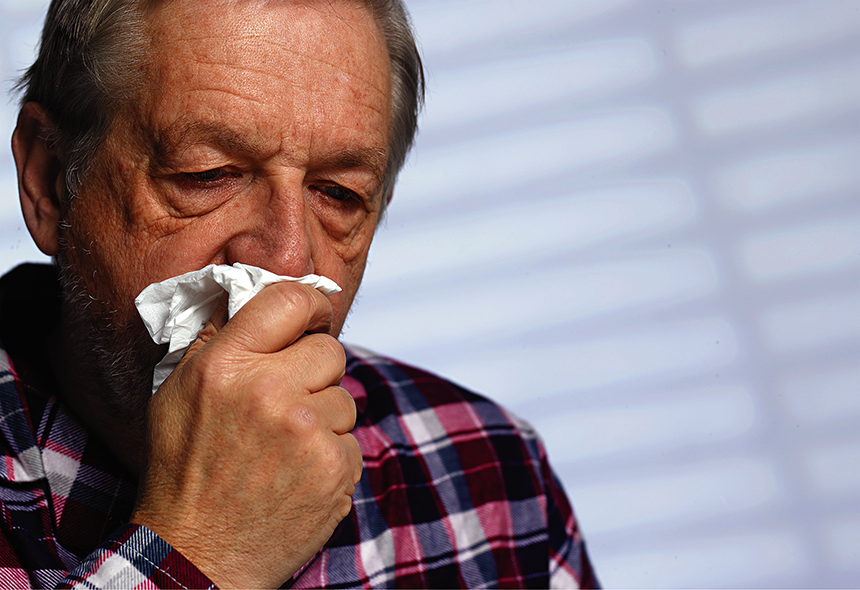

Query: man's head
left=15, top=0, right=423, bottom=205
left=11, top=0, right=423, bottom=434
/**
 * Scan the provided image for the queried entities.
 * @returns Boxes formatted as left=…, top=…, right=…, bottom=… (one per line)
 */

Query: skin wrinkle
left=144, top=95, right=387, bottom=173
left=148, top=157, right=383, bottom=232
left=172, top=88, right=272, bottom=108
left=151, top=122, right=276, bottom=171
left=180, top=45, right=387, bottom=93
left=151, top=122, right=387, bottom=190
left=31, top=2, right=393, bottom=513
left=161, top=7, right=386, bottom=96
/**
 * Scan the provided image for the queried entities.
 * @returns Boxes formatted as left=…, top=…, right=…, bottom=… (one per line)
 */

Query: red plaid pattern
left=0, top=264, right=597, bottom=588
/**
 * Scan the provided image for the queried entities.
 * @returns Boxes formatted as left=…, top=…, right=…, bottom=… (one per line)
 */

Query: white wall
left=2, top=1, right=859, bottom=587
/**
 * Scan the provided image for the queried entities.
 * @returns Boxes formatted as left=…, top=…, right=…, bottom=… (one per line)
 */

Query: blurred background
left=2, top=0, right=859, bottom=587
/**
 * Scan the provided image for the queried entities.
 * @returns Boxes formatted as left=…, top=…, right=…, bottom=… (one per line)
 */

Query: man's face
left=63, top=0, right=391, bottom=339
left=51, top=0, right=391, bottom=425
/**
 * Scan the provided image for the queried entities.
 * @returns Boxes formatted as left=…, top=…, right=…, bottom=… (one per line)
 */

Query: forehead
left=135, top=0, right=391, bottom=153
left=144, top=0, right=387, bottom=67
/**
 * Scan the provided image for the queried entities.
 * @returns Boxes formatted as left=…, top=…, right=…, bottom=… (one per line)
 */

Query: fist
left=132, top=282, right=363, bottom=589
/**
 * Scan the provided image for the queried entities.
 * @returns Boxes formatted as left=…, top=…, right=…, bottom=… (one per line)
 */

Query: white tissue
left=135, top=263, right=341, bottom=395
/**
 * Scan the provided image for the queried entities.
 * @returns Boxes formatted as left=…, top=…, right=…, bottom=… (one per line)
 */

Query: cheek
left=305, top=190, right=376, bottom=255
left=330, top=222, right=374, bottom=293
left=63, top=156, right=147, bottom=290
left=61, top=192, right=165, bottom=318
left=328, top=244, right=372, bottom=335
left=62, top=228, right=141, bottom=320
left=324, top=205, right=379, bottom=265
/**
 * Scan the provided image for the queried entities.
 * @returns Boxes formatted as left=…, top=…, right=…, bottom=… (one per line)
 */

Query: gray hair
left=15, top=0, right=424, bottom=213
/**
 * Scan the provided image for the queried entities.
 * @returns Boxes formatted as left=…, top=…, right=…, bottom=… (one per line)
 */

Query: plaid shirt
left=0, top=264, right=597, bottom=589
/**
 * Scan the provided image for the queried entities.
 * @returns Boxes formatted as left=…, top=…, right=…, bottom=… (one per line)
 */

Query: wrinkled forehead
left=140, top=0, right=388, bottom=63
left=133, top=0, right=393, bottom=131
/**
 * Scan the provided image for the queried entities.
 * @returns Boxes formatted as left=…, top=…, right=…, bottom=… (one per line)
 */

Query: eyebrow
left=321, top=147, right=388, bottom=188
left=151, top=120, right=388, bottom=186
left=151, top=120, right=268, bottom=167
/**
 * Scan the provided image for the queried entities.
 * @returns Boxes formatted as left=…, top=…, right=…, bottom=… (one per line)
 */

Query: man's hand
left=131, top=282, right=362, bottom=589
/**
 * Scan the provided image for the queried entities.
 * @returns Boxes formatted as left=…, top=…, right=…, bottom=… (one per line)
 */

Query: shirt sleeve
left=540, top=445, right=600, bottom=589
left=58, top=524, right=217, bottom=590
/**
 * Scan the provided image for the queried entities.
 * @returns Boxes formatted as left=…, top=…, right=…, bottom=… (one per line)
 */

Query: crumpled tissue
left=135, top=263, right=341, bottom=395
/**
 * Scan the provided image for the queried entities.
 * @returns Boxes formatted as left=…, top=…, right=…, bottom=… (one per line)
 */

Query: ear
left=11, top=102, right=65, bottom=256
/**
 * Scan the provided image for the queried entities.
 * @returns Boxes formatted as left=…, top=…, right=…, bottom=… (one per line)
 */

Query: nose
left=224, top=176, right=316, bottom=277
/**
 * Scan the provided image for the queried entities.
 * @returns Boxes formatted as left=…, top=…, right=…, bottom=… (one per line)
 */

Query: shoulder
left=344, top=344, right=536, bottom=429
left=340, top=345, right=594, bottom=588
left=343, top=343, right=546, bottom=469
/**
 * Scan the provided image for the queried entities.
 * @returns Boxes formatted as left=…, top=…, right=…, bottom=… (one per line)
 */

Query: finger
left=266, top=333, right=346, bottom=394
left=219, top=282, right=333, bottom=355
left=303, top=384, right=356, bottom=434
left=175, top=296, right=229, bottom=371
left=341, top=432, right=363, bottom=486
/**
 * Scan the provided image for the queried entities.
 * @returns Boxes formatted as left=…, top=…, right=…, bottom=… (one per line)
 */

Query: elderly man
left=1, top=0, right=596, bottom=588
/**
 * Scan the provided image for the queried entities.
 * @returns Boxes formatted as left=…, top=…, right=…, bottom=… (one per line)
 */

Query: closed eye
left=185, top=168, right=235, bottom=183
left=315, top=184, right=360, bottom=202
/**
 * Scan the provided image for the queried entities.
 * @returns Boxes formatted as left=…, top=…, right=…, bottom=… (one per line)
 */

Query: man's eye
left=186, top=168, right=230, bottom=182
left=318, top=185, right=359, bottom=202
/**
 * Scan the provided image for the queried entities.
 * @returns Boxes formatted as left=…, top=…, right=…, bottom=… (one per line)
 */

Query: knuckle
left=337, top=496, right=353, bottom=520
left=346, top=434, right=363, bottom=482
left=182, top=348, right=229, bottom=394
left=332, top=386, right=357, bottom=426
left=270, top=281, right=317, bottom=317
left=319, top=435, right=351, bottom=472
left=283, top=400, right=320, bottom=437
left=306, top=333, right=345, bottom=364
left=294, top=335, right=345, bottom=385
left=324, top=335, right=346, bottom=364
left=244, top=372, right=283, bottom=413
